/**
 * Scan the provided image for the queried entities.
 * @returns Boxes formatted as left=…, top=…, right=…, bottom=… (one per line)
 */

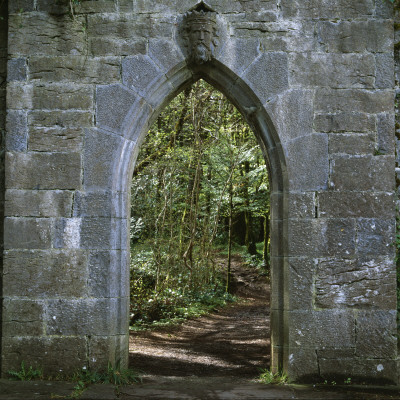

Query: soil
left=128, top=255, right=270, bottom=379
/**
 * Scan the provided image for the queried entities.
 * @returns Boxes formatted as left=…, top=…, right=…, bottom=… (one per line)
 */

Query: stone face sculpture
left=182, top=9, right=219, bottom=64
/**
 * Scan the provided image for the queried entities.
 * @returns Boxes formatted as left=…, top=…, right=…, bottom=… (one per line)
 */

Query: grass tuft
left=258, top=368, right=288, bottom=385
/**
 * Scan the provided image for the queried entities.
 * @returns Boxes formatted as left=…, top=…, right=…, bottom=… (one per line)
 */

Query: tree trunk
left=226, top=181, right=233, bottom=293
left=244, top=160, right=257, bottom=255
left=263, top=210, right=270, bottom=268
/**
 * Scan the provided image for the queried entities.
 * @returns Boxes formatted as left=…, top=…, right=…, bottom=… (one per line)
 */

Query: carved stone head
left=182, top=9, right=219, bottom=64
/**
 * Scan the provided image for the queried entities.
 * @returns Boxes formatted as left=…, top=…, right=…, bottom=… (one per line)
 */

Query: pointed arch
left=103, top=59, right=289, bottom=372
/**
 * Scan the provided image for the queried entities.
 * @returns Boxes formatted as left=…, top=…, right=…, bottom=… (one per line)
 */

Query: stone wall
left=0, top=0, right=7, bottom=374
left=1, top=0, right=397, bottom=383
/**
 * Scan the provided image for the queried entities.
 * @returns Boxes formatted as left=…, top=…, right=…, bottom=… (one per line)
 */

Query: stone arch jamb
left=98, top=59, right=289, bottom=373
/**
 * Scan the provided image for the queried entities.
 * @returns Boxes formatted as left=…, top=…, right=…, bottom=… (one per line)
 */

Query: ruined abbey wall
left=1, top=0, right=398, bottom=383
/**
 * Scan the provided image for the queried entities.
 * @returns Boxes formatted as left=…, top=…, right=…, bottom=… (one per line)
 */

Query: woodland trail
left=130, top=256, right=270, bottom=378
left=128, top=255, right=270, bottom=379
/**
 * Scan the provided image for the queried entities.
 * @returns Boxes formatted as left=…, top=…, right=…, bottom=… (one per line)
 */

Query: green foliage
left=258, top=369, right=288, bottom=385
left=70, top=364, right=141, bottom=398
left=130, top=246, right=236, bottom=328
left=7, top=361, right=43, bottom=381
left=130, top=79, right=269, bottom=328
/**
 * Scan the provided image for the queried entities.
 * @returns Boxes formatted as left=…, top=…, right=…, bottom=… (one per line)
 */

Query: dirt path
left=129, top=256, right=270, bottom=378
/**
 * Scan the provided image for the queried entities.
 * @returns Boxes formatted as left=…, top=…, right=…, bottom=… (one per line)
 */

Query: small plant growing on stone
left=7, top=361, right=43, bottom=381
left=70, top=363, right=141, bottom=397
left=258, top=368, right=287, bottom=385
left=103, top=362, right=141, bottom=386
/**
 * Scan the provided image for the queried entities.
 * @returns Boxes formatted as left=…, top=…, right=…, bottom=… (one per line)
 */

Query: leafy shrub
left=130, top=247, right=236, bottom=328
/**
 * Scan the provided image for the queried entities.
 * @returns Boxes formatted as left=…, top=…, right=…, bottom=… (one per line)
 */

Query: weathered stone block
left=315, top=257, right=396, bottom=309
left=1, top=337, right=87, bottom=375
left=266, top=88, right=313, bottom=143
left=246, top=10, right=278, bottom=22
left=29, top=56, right=121, bottom=84
left=83, top=129, right=126, bottom=189
left=315, top=89, right=394, bottom=114
left=290, top=53, right=375, bottom=89
left=46, top=297, right=128, bottom=336
left=7, top=83, right=32, bottom=109
left=149, top=39, right=186, bottom=76
left=330, top=155, right=395, bottom=191
left=5, top=189, right=73, bottom=217
left=133, top=0, right=200, bottom=14
left=96, top=85, right=138, bottom=134
left=73, top=0, right=116, bottom=14
left=9, top=14, right=87, bottom=57
left=88, top=250, right=129, bottom=298
left=318, top=219, right=357, bottom=258
left=243, top=52, right=288, bottom=104
left=7, top=58, right=27, bottom=81
left=286, top=134, right=329, bottom=190
left=122, top=55, right=164, bottom=97
left=36, top=0, right=69, bottom=14
left=287, top=257, right=315, bottom=310
left=2, top=299, right=44, bottom=336
left=282, top=0, right=374, bottom=19
left=318, top=358, right=397, bottom=384
left=377, top=112, right=395, bottom=154
left=3, top=249, right=88, bottom=298
left=87, top=14, right=174, bottom=40
left=54, top=218, right=82, bottom=249
left=317, top=20, right=393, bottom=54
left=80, top=217, right=128, bottom=250
left=375, top=0, right=393, bottom=18
left=286, top=347, right=319, bottom=380
left=284, top=20, right=317, bottom=53
left=89, top=37, right=146, bottom=57
left=73, top=190, right=127, bottom=218
left=32, top=110, right=84, bottom=126
left=32, top=84, right=94, bottom=110
left=288, top=310, right=355, bottom=348
left=29, top=127, right=83, bottom=152
left=287, top=192, right=315, bottom=219
left=375, top=53, right=394, bottom=89
left=287, top=219, right=313, bottom=257
left=318, top=192, right=394, bottom=218
left=216, top=38, right=260, bottom=76
left=356, top=311, right=397, bottom=359
left=288, top=219, right=356, bottom=258
left=9, top=0, right=35, bottom=13
left=328, top=133, right=375, bottom=155
left=4, top=217, right=52, bottom=249
left=6, top=110, right=28, bottom=151
left=9, top=13, right=87, bottom=56
left=313, top=112, right=376, bottom=133
left=6, top=152, right=82, bottom=189
left=88, top=335, right=129, bottom=370
left=356, top=219, right=395, bottom=256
